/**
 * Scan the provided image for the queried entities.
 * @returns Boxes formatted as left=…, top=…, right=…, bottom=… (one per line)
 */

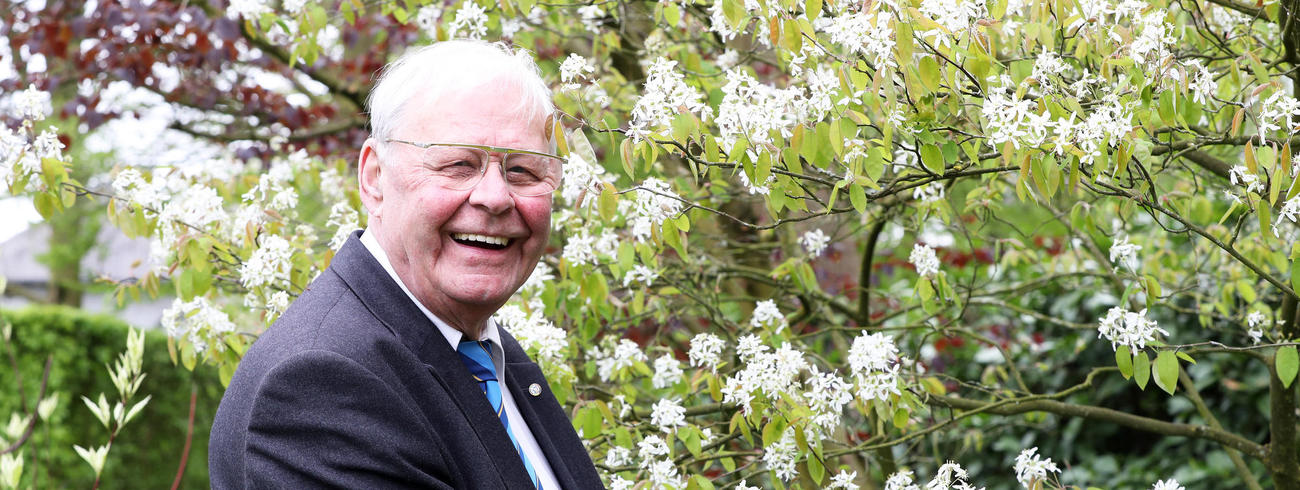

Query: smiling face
left=358, top=81, right=553, bottom=336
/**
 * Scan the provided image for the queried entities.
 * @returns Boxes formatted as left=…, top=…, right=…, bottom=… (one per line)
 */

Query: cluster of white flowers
left=762, top=427, right=799, bottom=481
left=928, top=461, right=983, bottom=490
left=242, top=153, right=300, bottom=213
left=622, top=264, right=659, bottom=288
left=1152, top=479, right=1185, bottom=490
left=802, top=367, right=852, bottom=436
left=591, top=339, right=647, bottom=381
left=1185, top=60, right=1218, bottom=105
left=981, top=82, right=1039, bottom=149
left=715, top=70, right=808, bottom=153
left=1108, top=235, right=1141, bottom=271
left=520, top=262, right=554, bottom=294
left=448, top=2, right=489, bottom=39
left=604, top=446, right=631, bottom=467
left=577, top=5, right=604, bottom=34
left=635, top=434, right=683, bottom=488
left=562, top=229, right=619, bottom=266
left=721, top=338, right=807, bottom=415
left=910, top=243, right=941, bottom=279
left=9, top=84, right=52, bottom=121
left=801, top=228, right=831, bottom=256
left=1229, top=165, right=1264, bottom=195
left=494, top=303, right=569, bottom=364
left=628, top=58, right=709, bottom=140
left=561, top=153, right=608, bottom=207
left=227, top=0, right=270, bottom=18
left=1258, top=91, right=1300, bottom=144
left=1030, top=50, right=1070, bottom=88
left=688, top=333, right=725, bottom=370
left=239, top=235, right=294, bottom=289
left=415, top=5, right=443, bottom=37
left=736, top=166, right=773, bottom=195
left=325, top=201, right=359, bottom=249
left=1097, top=306, right=1167, bottom=351
left=559, top=53, right=597, bottom=91
left=919, top=0, right=986, bottom=41
left=913, top=182, right=945, bottom=203
left=161, top=297, right=236, bottom=354
left=649, top=398, right=686, bottom=432
left=982, top=76, right=1133, bottom=165
left=628, top=178, right=683, bottom=242
left=111, top=168, right=170, bottom=210
left=1014, top=447, right=1060, bottom=489
left=815, top=9, right=895, bottom=68
left=886, top=470, right=920, bottom=490
left=1129, top=11, right=1175, bottom=67
left=1247, top=310, right=1267, bottom=345
left=1, top=85, right=62, bottom=188
left=264, top=290, right=291, bottom=318
left=651, top=354, right=683, bottom=389
left=827, top=470, right=859, bottom=490
left=750, top=299, right=787, bottom=332
left=148, top=183, right=228, bottom=269
left=848, top=332, right=902, bottom=401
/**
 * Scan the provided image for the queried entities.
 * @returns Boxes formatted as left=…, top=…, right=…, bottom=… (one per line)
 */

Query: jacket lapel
left=329, top=232, right=537, bottom=489
left=500, top=333, right=603, bottom=489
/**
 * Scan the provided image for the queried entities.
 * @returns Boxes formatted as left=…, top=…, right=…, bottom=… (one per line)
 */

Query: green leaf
left=1277, top=346, right=1299, bottom=388
left=916, top=278, right=935, bottom=302
left=1134, top=351, right=1151, bottom=390
left=849, top=183, right=867, bottom=213
left=918, top=56, right=940, bottom=93
left=689, top=475, right=716, bottom=490
left=1154, top=350, right=1178, bottom=395
left=808, top=453, right=825, bottom=484
left=1176, top=351, right=1196, bottom=365
left=892, top=407, right=909, bottom=429
left=920, top=144, right=944, bottom=175
left=1115, top=345, right=1133, bottom=379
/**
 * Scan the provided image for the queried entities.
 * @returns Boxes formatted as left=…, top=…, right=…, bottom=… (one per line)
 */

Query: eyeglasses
left=385, top=139, right=564, bottom=197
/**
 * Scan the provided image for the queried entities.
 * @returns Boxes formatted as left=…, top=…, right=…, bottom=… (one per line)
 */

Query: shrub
left=0, top=305, right=223, bottom=489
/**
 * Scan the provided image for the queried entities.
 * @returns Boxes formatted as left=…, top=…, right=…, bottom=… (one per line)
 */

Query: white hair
left=366, top=39, right=555, bottom=149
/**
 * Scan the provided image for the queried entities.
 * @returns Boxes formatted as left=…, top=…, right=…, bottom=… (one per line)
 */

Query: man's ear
left=358, top=138, right=384, bottom=219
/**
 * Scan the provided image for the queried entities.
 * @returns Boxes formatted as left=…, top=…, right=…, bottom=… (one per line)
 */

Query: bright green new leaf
left=1116, top=345, right=1133, bottom=379
left=1277, top=346, right=1299, bottom=389
left=1154, top=350, right=1178, bottom=395
left=1134, top=351, right=1151, bottom=390
left=920, top=144, right=944, bottom=175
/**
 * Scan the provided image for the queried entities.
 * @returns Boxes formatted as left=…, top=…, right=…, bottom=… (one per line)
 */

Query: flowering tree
left=5, top=0, right=1300, bottom=488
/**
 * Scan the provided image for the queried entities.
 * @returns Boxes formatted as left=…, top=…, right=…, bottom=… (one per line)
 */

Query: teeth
left=452, top=233, right=509, bottom=246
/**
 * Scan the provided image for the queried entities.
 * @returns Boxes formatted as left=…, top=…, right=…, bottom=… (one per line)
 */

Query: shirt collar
left=358, top=228, right=504, bottom=353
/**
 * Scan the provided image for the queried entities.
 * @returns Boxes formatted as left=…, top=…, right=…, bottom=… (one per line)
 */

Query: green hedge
left=0, top=305, right=224, bottom=489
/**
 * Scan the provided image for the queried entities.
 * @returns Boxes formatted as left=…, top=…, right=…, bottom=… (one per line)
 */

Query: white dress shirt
left=360, top=230, right=560, bottom=489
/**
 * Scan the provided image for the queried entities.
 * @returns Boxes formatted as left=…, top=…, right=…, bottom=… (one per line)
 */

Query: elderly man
left=209, top=40, right=602, bottom=489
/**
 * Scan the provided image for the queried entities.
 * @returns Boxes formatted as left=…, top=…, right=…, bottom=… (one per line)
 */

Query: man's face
left=360, top=82, right=552, bottom=332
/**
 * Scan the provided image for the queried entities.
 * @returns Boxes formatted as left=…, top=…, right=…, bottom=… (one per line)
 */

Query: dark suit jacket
left=209, top=233, right=603, bottom=489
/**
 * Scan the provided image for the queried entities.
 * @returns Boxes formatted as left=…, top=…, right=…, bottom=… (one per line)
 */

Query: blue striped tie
left=456, top=340, right=541, bottom=489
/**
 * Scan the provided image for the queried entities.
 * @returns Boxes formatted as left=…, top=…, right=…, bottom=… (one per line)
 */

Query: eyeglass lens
left=421, top=146, right=562, bottom=196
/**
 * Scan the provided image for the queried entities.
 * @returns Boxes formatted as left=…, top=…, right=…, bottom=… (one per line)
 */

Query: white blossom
left=715, top=69, right=807, bottom=153
left=927, top=461, right=983, bottom=490
left=1259, top=91, right=1300, bottom=144
left=415, top=5, right=443, bottom=37
left=801, top=229, right=831, bottom=256
left=265, top=290, right=291, bottom=318
left=160, top=297, right=235, bottom=354
left=722, top=341, right=807, bottom=415
left=604, top=446, right=631, bottom=467
left=1097, top=307, right=1168, bottom=351
left=11, top=84, right=52, bottom=121
left=1186, top=60, right=1218, bottom=105
left=1014, top=447, right=1060, bottom=489
left=750, top=299, right=786, bottom=331
left=629, top=58, right=709, bottom=138
left=628, top=178, right=683, bottom=242
left=827, top=470, right=859, bottom=490
left=495, top=304, right=568, bottom=363
left=623, top=265, right=659, bottom=288
left=637, top=434, right=670, bottom=459
left=762, top=428, right=799, bottom=481
left=32, top=130, right=63, bottom=161
left=651, top=354, right=683, bottom=389
left=520, top=262, right=554, bottom=293
left=1108, top=235, right=1141, bottom=271
left=1152, top=479, right=1185, bottom=490
left=448, top=3, right=489, bottom=39
left=1229, top=165, right=1264, bottom=194
left=688, top=333, right=725, bottom=370
left=649, top=398, right=686, bottom=432
left=239, top=235, right=294, bottom=289
left=913, top=182, right=945, bottom=203
left=593, top=339, right=647, bottom=381
left=563, top=230, right=598, bottom=266
left=559, top=53, right=596, bottom=90
left=578, top=5, right=604, bottom=34
left=886, top=470, right=921, bottom=490
left=1248, top=310, right=1267, bottom=329
left=815, top=11, right=895, bottom=68
left=227, top=0, right=271, bottom=18
left=910, top=243, right=941, bottom=279
left=326, top=201, right=359, bottom=250
left=561, top=153, right=607, bottom=207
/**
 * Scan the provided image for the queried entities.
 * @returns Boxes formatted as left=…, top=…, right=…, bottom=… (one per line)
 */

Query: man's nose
left=468, top=160, right=515, bottom=214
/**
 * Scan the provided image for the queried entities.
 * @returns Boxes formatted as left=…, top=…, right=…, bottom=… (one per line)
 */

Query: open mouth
left=451, top=233, right=511, bottom=251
